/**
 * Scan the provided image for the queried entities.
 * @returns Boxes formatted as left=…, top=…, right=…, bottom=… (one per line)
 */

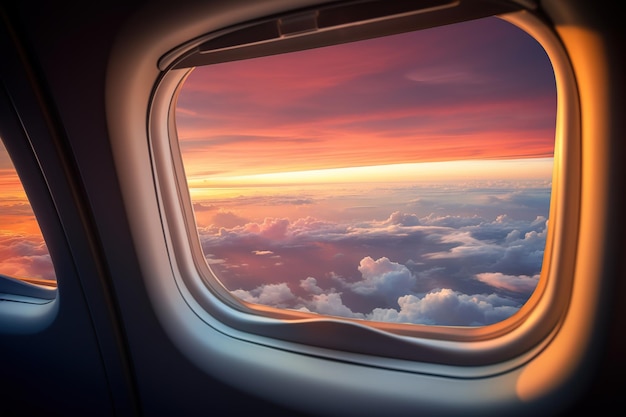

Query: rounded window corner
left=0, top=289, right=59, bottom=335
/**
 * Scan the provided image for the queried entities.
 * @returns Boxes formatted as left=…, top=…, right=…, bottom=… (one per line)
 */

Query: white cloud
left=305, top=292, right=364, bottom=319
left=232, top=283, right=296, bottom=308
left=475, top=272, right=540, bottom=294
left=384, top=211, right=420, bottom=226
left=342, top=256, right=416, bottom=301
left=367, top=289, right=520, bottom=326
left=300, top=277, right=323, bottom=295
left=231, top=280, right=522, bottom=326
left=424, top=216, right=548, bottom=276
left=426, top=230, right=500, bottom=259
left=420, top=213, right=484, bottom=228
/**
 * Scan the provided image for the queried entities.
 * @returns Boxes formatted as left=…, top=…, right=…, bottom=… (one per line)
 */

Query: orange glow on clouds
left=1, top=141, right=55, bottom=281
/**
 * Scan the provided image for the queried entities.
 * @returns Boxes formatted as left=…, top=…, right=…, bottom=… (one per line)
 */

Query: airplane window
left=0, top=138, right=56, bottom=286
left=174, top=16, right=556, bottom=327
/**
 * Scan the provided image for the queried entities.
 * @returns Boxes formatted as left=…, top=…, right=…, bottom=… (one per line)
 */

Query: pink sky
left=176, top=16, right=556, bottom=183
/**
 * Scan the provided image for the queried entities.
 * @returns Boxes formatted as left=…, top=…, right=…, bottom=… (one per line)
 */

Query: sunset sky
left=0, top=140, right=55, bottom=281
left=175, top=15, right=556, bottom=327
left=176, top=16, right=555, bottom=188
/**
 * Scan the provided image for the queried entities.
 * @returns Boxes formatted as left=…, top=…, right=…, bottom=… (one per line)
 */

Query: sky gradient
left=177, top=17, right=555, bottom=187
left=175, top=16, right=556, bottom=327
left=174, top=16, right=557, bottom=326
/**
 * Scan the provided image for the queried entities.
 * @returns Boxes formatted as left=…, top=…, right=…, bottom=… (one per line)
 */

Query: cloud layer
left=0, top=229, right=55, bottom=281
left=199, top=184, right=550, bottom=326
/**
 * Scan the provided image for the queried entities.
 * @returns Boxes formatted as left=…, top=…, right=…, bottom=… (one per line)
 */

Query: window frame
left=101, top=0, right=618, bottom=413
left=147, top=3, right=580, bottom=371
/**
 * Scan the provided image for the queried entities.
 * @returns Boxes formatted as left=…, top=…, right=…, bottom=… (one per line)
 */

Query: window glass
left=0, top=138, right=55, bottom=284
left=175, top=16, right=556, bottom=326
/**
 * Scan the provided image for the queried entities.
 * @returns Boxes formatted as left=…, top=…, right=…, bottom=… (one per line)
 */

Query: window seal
left=0, top=274, right=57, bottom=300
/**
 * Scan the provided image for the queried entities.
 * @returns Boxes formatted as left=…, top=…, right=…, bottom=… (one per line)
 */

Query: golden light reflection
left=187, top=157, right=554, bottom=194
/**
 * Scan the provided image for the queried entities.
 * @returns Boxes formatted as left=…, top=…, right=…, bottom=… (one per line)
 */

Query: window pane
left=0, top=138, right=56, bottom=284
left=175, top=16, right=556, bottom=326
